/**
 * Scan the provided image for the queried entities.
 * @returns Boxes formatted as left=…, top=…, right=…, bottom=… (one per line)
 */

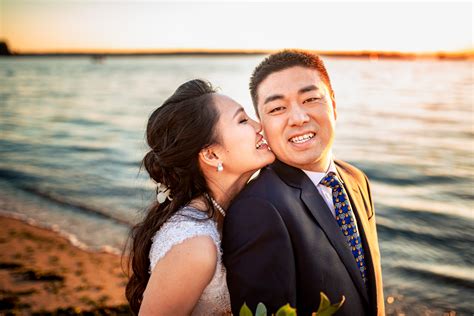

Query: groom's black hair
left=249, top=49, right=334, bottom=117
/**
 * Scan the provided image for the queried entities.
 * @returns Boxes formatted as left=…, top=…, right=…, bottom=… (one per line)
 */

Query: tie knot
left=320, top=172, right=341, bottom=188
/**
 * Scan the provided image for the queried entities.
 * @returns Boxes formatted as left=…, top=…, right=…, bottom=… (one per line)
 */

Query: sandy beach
left=0, top=215, right=130, bottom=314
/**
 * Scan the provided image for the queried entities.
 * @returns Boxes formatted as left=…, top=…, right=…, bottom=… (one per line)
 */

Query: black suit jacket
left=223, top=159, right=384, bottom=316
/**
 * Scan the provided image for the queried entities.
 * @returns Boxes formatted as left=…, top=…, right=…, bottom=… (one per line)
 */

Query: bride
left=126, top=79, right=275, bottom=315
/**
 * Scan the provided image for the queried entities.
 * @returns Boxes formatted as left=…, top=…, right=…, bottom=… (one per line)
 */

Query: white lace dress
left=149, top=206, right=231, bottom=316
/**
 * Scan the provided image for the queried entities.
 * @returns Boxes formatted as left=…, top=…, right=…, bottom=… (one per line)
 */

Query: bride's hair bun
left=142, top=79, right=219, bottom=201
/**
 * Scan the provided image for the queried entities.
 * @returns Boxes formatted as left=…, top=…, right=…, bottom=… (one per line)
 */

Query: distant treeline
left=0, top=42, right=12, bottom=55
left=1, top=42, right=472, bottom=60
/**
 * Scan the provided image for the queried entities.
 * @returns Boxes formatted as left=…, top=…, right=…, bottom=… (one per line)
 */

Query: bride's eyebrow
left=233, top=107, right=244, bottom=119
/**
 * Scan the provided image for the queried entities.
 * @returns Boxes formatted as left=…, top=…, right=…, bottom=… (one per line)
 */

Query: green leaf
left=240, top=302, right=253, bottom=316
left=316, top=293, right=346, bottom=316
left=255, top=303, right=267, bottom=316
left=316, top=292, right=331, bottom=312
left=239, top=291, right=344, bottom=316
left=275, top=303, right=297, bottom=316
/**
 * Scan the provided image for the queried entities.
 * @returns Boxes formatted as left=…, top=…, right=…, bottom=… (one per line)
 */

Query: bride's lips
left=256, top=135, right=269, bottom=150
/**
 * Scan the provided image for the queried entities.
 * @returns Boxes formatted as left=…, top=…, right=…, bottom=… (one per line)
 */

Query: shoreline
left=0, top=214, right=130, bottom=314
left=1, top=50, right=473, bottom=60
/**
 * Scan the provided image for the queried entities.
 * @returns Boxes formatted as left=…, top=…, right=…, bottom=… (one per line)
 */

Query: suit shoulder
left=236, top=166, right=285, bottom=198
left=228, top=166, right=295, bottom=217
left=335, top=159, right=369, bottom=182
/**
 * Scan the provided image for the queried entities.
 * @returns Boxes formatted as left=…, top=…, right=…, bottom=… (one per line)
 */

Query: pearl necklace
left=205, top=193, right=226, bottom=217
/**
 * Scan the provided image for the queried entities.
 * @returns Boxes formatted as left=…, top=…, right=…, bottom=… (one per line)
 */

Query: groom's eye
left=269, top=106, right=285, bottom=114
left=303, top=97, right=321, bottom=104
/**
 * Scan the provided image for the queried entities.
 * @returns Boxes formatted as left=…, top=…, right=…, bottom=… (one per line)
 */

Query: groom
left=223, top=50, right=384, bottom=315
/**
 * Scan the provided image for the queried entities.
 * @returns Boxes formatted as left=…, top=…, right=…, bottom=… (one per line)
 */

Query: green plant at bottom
left=239, top=292, right=345, bottom=316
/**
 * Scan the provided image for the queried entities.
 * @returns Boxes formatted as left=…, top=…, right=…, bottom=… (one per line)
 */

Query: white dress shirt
left=302, top=159, right=360, bottom=231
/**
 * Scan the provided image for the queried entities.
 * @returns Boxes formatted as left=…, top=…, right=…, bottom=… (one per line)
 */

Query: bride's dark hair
left=125, top=79, right=221, bottom=314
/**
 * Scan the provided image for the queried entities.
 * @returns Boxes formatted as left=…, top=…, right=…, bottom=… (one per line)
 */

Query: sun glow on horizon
left=1, top=1, right=472, bottom=53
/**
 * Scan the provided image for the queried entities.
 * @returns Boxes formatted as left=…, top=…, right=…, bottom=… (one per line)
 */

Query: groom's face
left=256, top=66, right=337, bottom=172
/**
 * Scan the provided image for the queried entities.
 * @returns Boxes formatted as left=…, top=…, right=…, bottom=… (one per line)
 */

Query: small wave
left=0, top=168, right=38, bottom=182
left=93, top=157, right=141, bottom=168
left=378, top=220, right=444, bottom=245
left=370, top=110, right=463, bottom=125
left=68, top=145, right=106, bottom=153
left=376, top=205, right=474, bottom=264
left=8, top=184, right=133, bottom=227
left=53, top=117, right=107, bottom=127
left=0, top=139, right=108, bottom=156
left=395, top=265, right=474, bottom=290
left=377, top=204, right=472, bottom=231
left=377, top=221, right=473, bottom=251
left=451, top=191, right=474, bottom=200
left=351, top=161, right=466, bottom=186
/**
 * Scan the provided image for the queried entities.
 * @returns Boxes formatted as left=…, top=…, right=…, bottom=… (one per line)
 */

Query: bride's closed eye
left=239, top=115, right=249, bottom=124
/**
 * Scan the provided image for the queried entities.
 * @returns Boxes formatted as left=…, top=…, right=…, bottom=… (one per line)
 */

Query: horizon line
left=4, top=48, right=473, bottom=60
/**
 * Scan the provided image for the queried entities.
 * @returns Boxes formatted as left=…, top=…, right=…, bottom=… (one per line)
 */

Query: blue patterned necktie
left=320, top=172, right=367, bottom=284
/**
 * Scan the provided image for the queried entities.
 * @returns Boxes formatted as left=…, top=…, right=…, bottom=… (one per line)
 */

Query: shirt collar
left=302, top=157, right=340, bottom=187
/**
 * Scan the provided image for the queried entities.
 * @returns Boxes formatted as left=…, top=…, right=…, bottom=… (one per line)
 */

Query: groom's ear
left=198, top=146, right=221, bottom=169
left=331, top=92, right=337, bottom=120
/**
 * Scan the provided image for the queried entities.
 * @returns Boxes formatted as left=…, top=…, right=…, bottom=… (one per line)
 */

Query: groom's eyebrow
left=263, top=94, right=284, bottom=105
left=263, top=85, right=320, bottom=105
left=299, top=85, right=319, bottom=94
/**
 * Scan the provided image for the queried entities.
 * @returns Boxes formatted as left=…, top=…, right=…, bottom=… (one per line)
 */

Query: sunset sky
left=0, top=0, right=472, bottom=53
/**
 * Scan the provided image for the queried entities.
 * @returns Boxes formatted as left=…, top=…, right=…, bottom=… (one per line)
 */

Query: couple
left=126, top=50, right=385, bottom=316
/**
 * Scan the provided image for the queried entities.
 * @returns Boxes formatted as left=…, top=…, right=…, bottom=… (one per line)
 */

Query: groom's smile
left=288, top=131, right=315, bottom=144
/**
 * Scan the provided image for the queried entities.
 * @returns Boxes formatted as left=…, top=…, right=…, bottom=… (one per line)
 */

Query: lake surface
left=0, top=55, right=472, bottom=314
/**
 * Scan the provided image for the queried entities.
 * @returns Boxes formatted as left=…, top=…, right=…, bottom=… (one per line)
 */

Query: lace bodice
left=149, top=206, right=231, bottom=315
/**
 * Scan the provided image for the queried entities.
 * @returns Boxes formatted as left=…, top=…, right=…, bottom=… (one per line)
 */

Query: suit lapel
left=272, top=161, right=369, bottom=304
left=336, top=163, right=374, bottom=300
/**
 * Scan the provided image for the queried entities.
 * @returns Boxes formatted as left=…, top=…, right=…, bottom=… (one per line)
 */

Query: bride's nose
left=249, top=118, right=262, bottom=133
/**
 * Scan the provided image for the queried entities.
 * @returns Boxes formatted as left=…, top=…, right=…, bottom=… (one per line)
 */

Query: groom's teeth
left=289, top=133, right=315, bottom=144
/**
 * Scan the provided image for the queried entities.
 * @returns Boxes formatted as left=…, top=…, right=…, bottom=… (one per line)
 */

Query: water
left=0, top=56, right=473, bottom=314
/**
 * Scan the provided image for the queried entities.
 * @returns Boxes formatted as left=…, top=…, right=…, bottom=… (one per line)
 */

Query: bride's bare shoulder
left=140, top=235, right=218, bottom=315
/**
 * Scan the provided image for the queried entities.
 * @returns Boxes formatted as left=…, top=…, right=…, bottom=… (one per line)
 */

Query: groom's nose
left=288, top=104, right=310, bottom=126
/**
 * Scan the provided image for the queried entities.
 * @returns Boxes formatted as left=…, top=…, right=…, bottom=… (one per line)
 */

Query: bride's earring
left=217, top=162, right=224, bottom=172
